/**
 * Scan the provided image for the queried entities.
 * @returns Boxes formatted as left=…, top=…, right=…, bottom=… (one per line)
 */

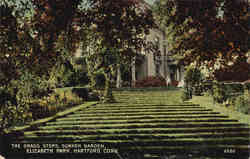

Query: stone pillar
left=176, top=67, right=180, bottom=81
left=165, top=65, right=171, bottom=86
left=178, top=65, right=185, bottom=87
left=116, top=65, right=122, bottom=88
left=132, top=57, right=136, bottom=87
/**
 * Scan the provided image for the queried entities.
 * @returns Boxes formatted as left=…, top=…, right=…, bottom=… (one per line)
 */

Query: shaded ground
left=3, top=90, right=250, bottom=159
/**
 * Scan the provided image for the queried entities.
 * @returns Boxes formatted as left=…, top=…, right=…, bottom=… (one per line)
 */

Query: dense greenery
left=181, top=66, right=204, bottom=100
left=81, top=0, right=155, bottom=102
left=212, top=82, right=244, bottom=104
left=0, top=0, right=156, bottom=132
left=234, top=93, right=250, bottom=114
left=152, top=0, right=250, bottom=78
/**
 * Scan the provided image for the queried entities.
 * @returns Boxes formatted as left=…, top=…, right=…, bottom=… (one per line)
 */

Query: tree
left=0, top=0, right=85, bottom=85
left=0, top=0, right=155, bottom=104
left=152, top=0, right=250, bottom=78
left=0, top=0, right=86, bottom=131
left=81, top=0, right=155, bottom=102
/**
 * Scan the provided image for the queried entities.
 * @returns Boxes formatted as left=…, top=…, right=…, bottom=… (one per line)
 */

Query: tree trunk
left=103, top=72, right=115, bottom=103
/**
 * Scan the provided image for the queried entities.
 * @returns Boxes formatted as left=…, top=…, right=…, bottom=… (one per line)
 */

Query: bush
left=49, top=60, right=75, bottom=88
left=184, top=66, right=203, bottom=87
left=0, top=71, right=55, bottom=131
left=89, top=72, right=106, bottom=89
left=0, top=88, right=20, bottom=131
left=72, top=87, right=89, bottom=100
left=30, top=88, right=86, bottom=120
left=212, top=82, right=225, bottom=103
left=69, top=70, right=89, bottom=87
left=212, top=82, right=244, bottom=104
left=181, top=89, right=192, bottom=101
left=234, top=94, right=250, bottom=114
left=244, top=81, right=250, bottom=91
left=184, top=66, right=204, bottom=95
left=171, top=80, right=179, bottom=87
left=134, top=76, right=166, bottom=87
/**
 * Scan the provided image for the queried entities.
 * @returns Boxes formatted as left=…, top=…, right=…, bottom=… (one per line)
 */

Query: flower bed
left=134, top=76, right=166, bottom=87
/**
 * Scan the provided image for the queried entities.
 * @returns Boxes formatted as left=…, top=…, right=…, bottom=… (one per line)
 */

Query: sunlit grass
left=190, top=95, right=250, bottom=126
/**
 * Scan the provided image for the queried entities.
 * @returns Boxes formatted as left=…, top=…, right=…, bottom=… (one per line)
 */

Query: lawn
left=190, top=94, right=250, bottom=126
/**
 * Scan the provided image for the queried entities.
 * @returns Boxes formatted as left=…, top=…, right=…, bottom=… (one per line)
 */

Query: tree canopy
left=0, top=0, right=155, bottom=102
left=152, top=0, right=250, bottom=77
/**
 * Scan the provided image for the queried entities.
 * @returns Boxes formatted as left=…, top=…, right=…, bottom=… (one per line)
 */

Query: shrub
left=30, top=88, right=86, bottom=120
left=1, top=71, right=55, bottom=131
left=244, top=80, right=250, bottom=91
left=171, top=80, right=179, bottom=87
left=72, top=87, right=89, bottom=100
left=0, top=88, right=20, bottom=131
left=134, top=76, right=166, bottom=87
left=184, top=66, right=203, bottom=87
left=234, top=93, right=250, bottom=114
left=212, top=82, right=225, bottom=103
left=49, top=60, right=75, bottom=88
left=89, top=72, right=106, bottom=89
left=212, top=82, right=244, bottom=104
left=181, top=89, right=192, bottom=101
left=69, top=70, right=89, bottom=87
left=184, top=66, right=204, bottom=95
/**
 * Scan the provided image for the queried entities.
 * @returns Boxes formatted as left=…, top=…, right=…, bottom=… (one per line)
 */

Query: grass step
left=68, top=112, right=220, bottom=117
left=20, top=134, right=250, bottom=142
left=97, top=104, right=200, bottom=107
left=56, top=115, right=229, bottom=121
left=88, top=106, right=204, bottom=111
left=17, top=136, right=250, bottom=145
left=38, top=122, right=247, bottom=130
left=45, top=119, right=238, bottom=126
left=82, top=107, right=211, bottom=112
left=22, top=127, right=250, bottom=135
left=23, top=131, right=249, bottom=139
left=76, top=109, right=214, bottom=114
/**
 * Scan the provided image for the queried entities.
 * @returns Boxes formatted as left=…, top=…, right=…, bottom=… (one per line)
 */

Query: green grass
left=113, top=89, right=184, bottom=105
left=113, top=86, right=178, bottom=91
left=11, top=89, right=250, bottom=158
left=23, top=127, right=250, bottom=136
left=190, top=95, right=250, bottom=126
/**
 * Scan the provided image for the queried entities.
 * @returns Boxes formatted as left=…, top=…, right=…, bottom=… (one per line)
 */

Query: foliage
left=0, top=88, right=20, bottom=132
left=183, top=66, right=204, bottom=97
left=70, top=70, right=89, bottom=87
left=0, top=1, right=84, bottom=86
left=214, top=61, right=250, bottom=82
left=181, top=89, right=191, bottom=101
left=30, top=89, right=85, bottom=120
left=135, top=76, right=166, bottom=88
left=152, top=0, right=250, bottom=76
left=81, top=0, right=155, bottom=102
left=234, top=93, right=250, bottom=115
left=0, top=71, right=53, bottom=132
left=48, top=59, right=75, bottom=88
left=212, top=82, right=244, bottom=104
left=72, top=88, right=89, bottom=100
left=0, top=0, right=155, bottom=131
left=244, top=82, right=250, bottom=91
left=184, top=66, right=203, bottom=88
